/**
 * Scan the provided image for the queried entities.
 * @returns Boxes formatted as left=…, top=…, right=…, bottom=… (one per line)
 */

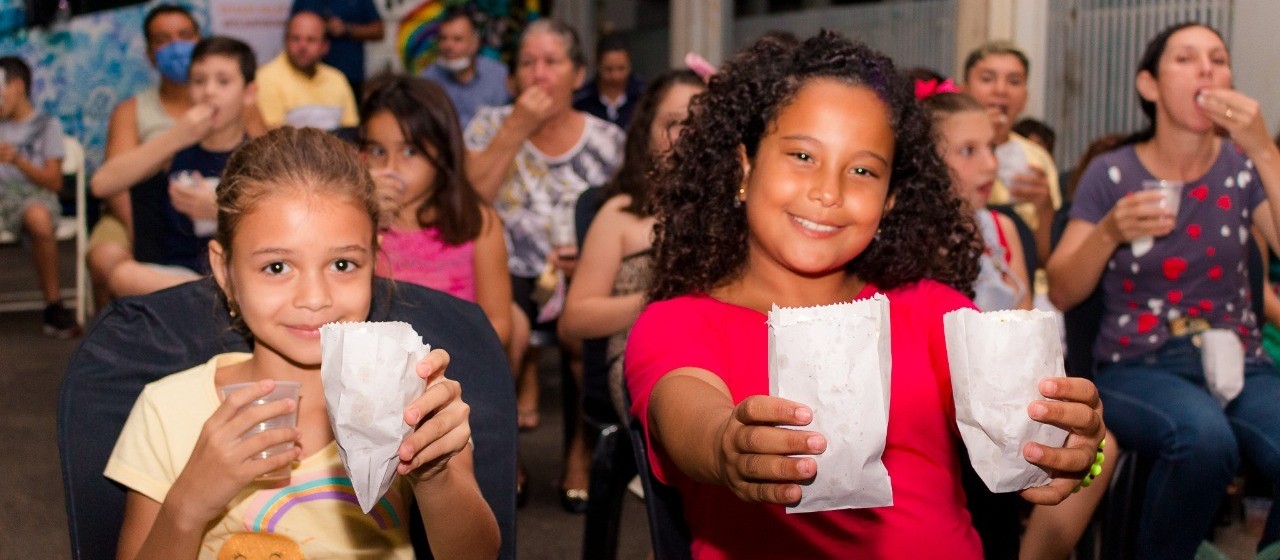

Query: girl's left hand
left=1197, top=88, right=1271, bottom=155
left=1018, top=377, right=1106, bottom=505
left=398, top=349, right=473, bottom=485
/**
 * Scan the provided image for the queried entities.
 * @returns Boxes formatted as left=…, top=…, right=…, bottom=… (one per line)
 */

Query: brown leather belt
left=1169, top=316, right=1212, bottom=338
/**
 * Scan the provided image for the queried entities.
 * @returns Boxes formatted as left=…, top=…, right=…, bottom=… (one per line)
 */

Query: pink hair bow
left=914, top=78, right=960, bottom=100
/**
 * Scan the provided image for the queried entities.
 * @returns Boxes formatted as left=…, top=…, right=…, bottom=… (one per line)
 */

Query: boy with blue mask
left=91, top=36, right=257, bottom=298
left=87, top=4, right=200, bottom=307
left=0, top=56, right=79, bottom=337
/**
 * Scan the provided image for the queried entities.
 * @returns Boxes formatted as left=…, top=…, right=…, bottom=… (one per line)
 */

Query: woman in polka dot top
left=1048, top=22, right=1280, bottom=559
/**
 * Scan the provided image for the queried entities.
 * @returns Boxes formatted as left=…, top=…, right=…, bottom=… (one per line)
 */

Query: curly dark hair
left=647, top=30, right=980, bottom=302
left=604, top=68, right=703, bottom=216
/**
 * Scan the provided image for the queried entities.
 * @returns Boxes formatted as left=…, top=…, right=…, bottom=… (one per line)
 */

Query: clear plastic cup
left=550, top=207, right=576, bottom=248
left=169, top=169, right=219, bottom=237
left=219, top=381, right=301, bottom=481
left=1141, top=179, right=1184, bottom=218
left=1131, top=179, right=1184, bottom=257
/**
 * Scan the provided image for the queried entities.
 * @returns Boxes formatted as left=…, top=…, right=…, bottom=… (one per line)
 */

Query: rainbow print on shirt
left=241, top=469, right=404, bottom=533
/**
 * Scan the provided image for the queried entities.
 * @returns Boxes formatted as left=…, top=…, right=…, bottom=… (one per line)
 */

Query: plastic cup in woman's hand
left=1131, top=180, right=1183, bottom=257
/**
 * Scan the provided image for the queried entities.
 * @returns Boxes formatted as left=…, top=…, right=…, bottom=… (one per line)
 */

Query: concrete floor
left=0, top=239, right=1266, bottom=559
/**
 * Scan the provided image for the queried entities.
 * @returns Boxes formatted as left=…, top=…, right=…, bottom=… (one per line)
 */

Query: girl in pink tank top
left=360, top=76, right=513, bottom=347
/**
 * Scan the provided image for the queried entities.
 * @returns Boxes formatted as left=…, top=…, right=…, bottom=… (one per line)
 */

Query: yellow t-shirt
left=987, top=132, right=1062, bottom=231
left=104, top=353, right=415, bottom=559
left=255, top=54, right=359, bottom=130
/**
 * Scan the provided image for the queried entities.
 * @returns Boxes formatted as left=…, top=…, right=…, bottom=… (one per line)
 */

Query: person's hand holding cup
left=218, top=380, right=303, bottom=482
left=169, top=169, right=218, bottom=236
left=1129, top=179, right=1183, bottom=257
left=549, top=208, right=578, bottom=276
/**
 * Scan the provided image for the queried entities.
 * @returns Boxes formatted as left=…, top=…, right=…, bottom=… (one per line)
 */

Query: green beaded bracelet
left=1072, top=438, right=1107, bottom=494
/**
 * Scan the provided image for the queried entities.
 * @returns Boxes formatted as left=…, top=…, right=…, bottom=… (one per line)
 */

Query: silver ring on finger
left=1225, top=107, right=1234, bottom=119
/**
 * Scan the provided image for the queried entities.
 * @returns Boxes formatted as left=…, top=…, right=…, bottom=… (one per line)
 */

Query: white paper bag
left=768, top=294, right=893, bottom=513
left=320, top=321, right=431, bottom=512
left=1201, top=328, right=1244, bottom=408
left=995, top=139, right=1030, bottom=189
left=944, top=308, right=1068, bottom=493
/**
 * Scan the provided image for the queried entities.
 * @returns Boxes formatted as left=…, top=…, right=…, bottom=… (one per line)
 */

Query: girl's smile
left=211, top=190, right=375, bottom=370
left=740, top=78, right=894, bottom=281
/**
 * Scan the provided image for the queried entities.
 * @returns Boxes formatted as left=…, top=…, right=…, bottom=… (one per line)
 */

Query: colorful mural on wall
left=387, top=0, right=540, bottom=75
left=0, top=1, right=211, bottom=173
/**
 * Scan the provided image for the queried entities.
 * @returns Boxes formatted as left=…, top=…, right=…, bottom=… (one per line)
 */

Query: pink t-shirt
left=376, top=227, right=476, bottom=302
left=625, top=280, right=983, bottom=560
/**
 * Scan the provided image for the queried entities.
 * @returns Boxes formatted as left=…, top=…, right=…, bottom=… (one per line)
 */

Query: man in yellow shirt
left=963, top=40, right=1060, bottom=263
left=254, top=10, right=358, bottom=131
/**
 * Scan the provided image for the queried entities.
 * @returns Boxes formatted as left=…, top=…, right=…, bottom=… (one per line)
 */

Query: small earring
left=873, top=228, right=882, bottom=241
left=229, top=303, right=238, bottom=318
left=735, top=187, right=745, bottom=208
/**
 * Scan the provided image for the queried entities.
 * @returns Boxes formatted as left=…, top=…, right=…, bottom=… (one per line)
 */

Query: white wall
left=1230, top=0, right=1280, bottom=132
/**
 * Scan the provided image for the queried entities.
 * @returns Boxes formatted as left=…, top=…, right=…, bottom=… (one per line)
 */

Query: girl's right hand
left=167, top=380, right=301, bottom=526
left=1103, top=190, right=1175, bottom=243
left=715, top=395, right=826, bottom=505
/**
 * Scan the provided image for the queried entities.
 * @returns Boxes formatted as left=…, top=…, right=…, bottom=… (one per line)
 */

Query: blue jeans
left=1097, top=337, right=1280, bottom=559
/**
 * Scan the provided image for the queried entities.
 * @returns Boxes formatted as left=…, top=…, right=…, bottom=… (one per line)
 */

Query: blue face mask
left=155, top=40, right=196, bottom=84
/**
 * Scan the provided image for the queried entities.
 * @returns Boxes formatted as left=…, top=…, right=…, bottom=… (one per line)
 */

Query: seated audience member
left=1012, top=117, right=1056, bottom=156
left=0, top=56, right=79, bottom=337
left=420, top=7, right=510, bottom=128
left=106, top=127, right=500, bottom=560
left=963, top=41, right=1061, bottom=263
left=1049, top=22, right=1280, bottom=559
left=88, top=4, right=200, bottom=306
left=360, top=75, right=512, bottom=346
left=572, top=34, right=644, bottom=129
left=90, top=37, right=256, bottom=297
left=628, top=31, right=1105, bottom=559
left=923, top=91, right=1032, bottom=312
left=560, top=68, right=703, bottom=419
left=254, top=10, right=358, bottom=131
left=465, top=18, right=626, bottom=512
left=289, top=0, right=384, bottom=97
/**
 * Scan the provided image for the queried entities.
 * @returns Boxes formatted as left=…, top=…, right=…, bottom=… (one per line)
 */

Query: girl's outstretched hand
left=398, top=349, right=472, bottom=485
left=169, top=380, right=302, bottom=526
left=1019, top=377, right=1106, bottom=505
left=715, top=395, right=827, bottom=505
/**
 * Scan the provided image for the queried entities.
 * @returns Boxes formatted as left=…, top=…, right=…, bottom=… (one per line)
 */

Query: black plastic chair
left=623, top=390, right=693, bottom=560
left=57, top=277, right=517, bottom=560
left=572, top=185, right=646, bottom=560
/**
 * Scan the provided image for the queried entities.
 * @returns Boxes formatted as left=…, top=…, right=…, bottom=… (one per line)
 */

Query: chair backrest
left=61, top=135, right=84, bottom=176
left=622, top=389, right=692, bottom=560
left=58, top=278, right=517, bottom=559
left=64, top=134, right=91, bottom=324
left=574, top=186, right=617, bottom=422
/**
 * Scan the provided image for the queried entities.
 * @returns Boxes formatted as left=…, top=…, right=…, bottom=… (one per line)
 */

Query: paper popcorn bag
left=320, top=321, right=431, bottom=512
left=944, top=308, right=1069, bottom=493
left=768, top=294, right=893, bottom=513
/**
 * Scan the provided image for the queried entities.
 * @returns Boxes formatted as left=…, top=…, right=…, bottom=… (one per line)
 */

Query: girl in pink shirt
left=626, top=31, right=1106, bottom=559
left=361, top=76, right=513, bottom=347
